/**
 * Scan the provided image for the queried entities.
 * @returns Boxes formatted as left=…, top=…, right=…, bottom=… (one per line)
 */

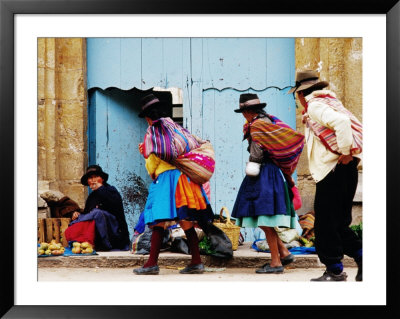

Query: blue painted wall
left=87, top=38, right=295, bottom=242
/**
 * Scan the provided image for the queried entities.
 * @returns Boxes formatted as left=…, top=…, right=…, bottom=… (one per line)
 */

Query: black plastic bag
left=198, top=221, right=233, bottom=259
left=130, top=226, right=170, bottom=255
left=170, top=237, right=190, bottom=254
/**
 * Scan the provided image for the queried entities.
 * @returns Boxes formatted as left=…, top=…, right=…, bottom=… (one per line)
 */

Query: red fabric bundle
left=65, top=220, right=95, bottom=246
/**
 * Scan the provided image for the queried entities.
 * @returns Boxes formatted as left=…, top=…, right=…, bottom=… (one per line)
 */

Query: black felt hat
left=138, top=93, right=167, bottom=118
left=234, top=93, right=267, bottom=113
left=80, top=165, right=109, bottom=186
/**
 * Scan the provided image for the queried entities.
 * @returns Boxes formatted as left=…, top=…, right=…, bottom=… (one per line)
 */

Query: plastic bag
left=198, top=221, right=233, bottom=259
left=274, top=228, right=299, bottom=243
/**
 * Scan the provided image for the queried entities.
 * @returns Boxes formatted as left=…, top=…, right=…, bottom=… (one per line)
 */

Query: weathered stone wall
left=295, top=38, right=363, bottom=223
left=38, top=38, right=88, bottom=208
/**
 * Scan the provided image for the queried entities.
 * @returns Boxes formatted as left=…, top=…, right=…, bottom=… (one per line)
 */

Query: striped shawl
left=244, top=115, right=305, bottom=176
left=143, top=117, right=200, bottom=161
left=303, top=93, right=362, bottom=155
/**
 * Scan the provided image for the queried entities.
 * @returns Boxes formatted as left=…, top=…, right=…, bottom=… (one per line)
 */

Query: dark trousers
left=314, top=160, right=362, bottom=266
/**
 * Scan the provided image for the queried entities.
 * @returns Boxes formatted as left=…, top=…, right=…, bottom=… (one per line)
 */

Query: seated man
left=66, top=165, right=130, bottom=251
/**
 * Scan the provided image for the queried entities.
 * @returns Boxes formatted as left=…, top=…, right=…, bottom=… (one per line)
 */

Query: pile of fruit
left=299, top=236, right=315, bottom=247
left=38, top=240, right=65, bottom=256
left=71, top=241, right=94, bottom=254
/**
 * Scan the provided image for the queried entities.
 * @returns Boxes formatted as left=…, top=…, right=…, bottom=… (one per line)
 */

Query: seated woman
left=65, top=165, right=130, bottom=251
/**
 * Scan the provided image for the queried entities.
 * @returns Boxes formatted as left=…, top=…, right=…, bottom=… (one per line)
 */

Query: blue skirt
left=143, top=169, right=213, bottom=226
left=232, top=162, right=295, bottom=228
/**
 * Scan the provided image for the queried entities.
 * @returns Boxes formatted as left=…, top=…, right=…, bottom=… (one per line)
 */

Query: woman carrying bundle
left=232, top=93, right=305, bottom=274
left=133, top=94, right=214, bottom=275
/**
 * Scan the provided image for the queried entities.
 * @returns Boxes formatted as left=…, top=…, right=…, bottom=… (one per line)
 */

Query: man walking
left=289, top=70, right=363, bottom=281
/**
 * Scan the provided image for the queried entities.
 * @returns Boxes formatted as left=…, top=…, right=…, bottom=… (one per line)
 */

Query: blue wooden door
left=87, top=38, right=295, bottom=241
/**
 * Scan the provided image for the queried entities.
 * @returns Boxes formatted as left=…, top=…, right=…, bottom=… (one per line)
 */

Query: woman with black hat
left=232, top=93, right=304, bottom=274
left=67, top=164, right=130, bottom=251
left=133, top=94, right=214, bottom=275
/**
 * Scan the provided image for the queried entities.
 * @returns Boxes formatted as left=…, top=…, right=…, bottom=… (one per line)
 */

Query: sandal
left=255, top=264, right=284, bottom=274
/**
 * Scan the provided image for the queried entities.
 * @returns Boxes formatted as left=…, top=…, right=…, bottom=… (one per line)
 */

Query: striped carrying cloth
left=303, top=94, right=362, bottom=155
left=244, top=115, right=305, bottom=176
left=143, top=117, right=200, bottom=161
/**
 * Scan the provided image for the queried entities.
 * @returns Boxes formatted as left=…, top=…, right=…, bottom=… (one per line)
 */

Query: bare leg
left=260, top=226, right=282, bottom=267
left=277, top=236, right=291, bottom=259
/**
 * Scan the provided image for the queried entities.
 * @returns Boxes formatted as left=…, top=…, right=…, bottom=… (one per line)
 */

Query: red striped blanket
left=143, top=117, right=200, bottom=161
left=245, top=115, right=305, bottom=176
left=304, top=94, right=362, bottom=155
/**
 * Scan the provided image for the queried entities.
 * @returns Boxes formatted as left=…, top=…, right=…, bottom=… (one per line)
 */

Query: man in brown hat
left=289, top=70, right=363, bottom=281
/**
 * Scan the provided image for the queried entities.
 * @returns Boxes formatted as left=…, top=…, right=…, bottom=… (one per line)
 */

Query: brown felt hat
left=288, top=70, right=329, bottom=94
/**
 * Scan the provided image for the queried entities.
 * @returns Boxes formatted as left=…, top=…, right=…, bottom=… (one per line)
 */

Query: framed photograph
left=1, top=0, right=399, bottom=317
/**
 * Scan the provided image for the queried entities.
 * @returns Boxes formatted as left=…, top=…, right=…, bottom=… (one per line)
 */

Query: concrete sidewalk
left=38, top=242, right=357, bottom=269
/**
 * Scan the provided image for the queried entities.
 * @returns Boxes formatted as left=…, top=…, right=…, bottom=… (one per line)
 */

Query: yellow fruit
left=38, top=249, right=45, bottom=255
left=51, top=250, right=62, bottom=256
left=72, top=247, right=81, bottom=254
left=50, top=239, right=57, bottom=245
left=49, top=244, right=58, bottom=250
left=84, top=247, right=93, bottom=254
left=40, top=243, right=49, bottom=250
left=81, top=242, right=90, bottom=249
left=72, top=242, right=81, bottom=248
left=45, top=250, right=51, bottom=255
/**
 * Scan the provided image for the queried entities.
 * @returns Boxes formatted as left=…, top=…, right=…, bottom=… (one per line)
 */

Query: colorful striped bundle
left=304, top=95, right=362, bottom=155
left=143, top=117, right=200, bottom=161
left=246, top=115, right=305, bottom=176
left=173, top=140, right=216, bottom=185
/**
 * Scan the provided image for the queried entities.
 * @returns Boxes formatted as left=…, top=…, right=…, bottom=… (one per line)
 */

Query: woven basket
left=213, top=206, right=241, bottom=251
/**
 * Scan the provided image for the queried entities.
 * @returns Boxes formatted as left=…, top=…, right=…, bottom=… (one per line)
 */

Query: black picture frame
left=1, top=0, right=399, bottom=318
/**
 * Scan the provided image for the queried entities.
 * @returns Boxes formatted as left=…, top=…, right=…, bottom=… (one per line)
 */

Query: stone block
left=55, top=38, right=85, bottom=72
left=58, top=150, right=85, bottom=180
left=353, top=171, right=362, bottom=202
left=297, top=177, right=316, bottom=215
left=37, top=38, right=46, bottom=68
left=45, top=38, right=56, bottom=69
left=38, top=195, right=48, bottom=208
left=58, top=181, right=86, bottom=208
left=56, top=70, right=85, bottom=100
left=351, top=203, right=362, bottom=226
left=45, top=69, right=56, bottom=99
left=38, top=67, right=45, bottom=100
left=38, top=209, right=51, bottom=219
left=38, top=180, right=50, bottom=193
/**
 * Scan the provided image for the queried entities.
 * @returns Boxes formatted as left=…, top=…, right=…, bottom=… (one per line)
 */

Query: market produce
left=82, top=247, right=93, bottom=254
left=299, top=236, right=314, bottom=247
left=71, top=247, right=81, bottom=254
left=81, top=242, right=90, bottom=249
left=72, top=242, right=81, bottom=248
left=38, top=240, right=65, bottom=256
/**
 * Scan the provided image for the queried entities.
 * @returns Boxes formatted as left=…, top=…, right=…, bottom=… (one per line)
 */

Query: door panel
left=87, top=38, right=295, bottom=242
